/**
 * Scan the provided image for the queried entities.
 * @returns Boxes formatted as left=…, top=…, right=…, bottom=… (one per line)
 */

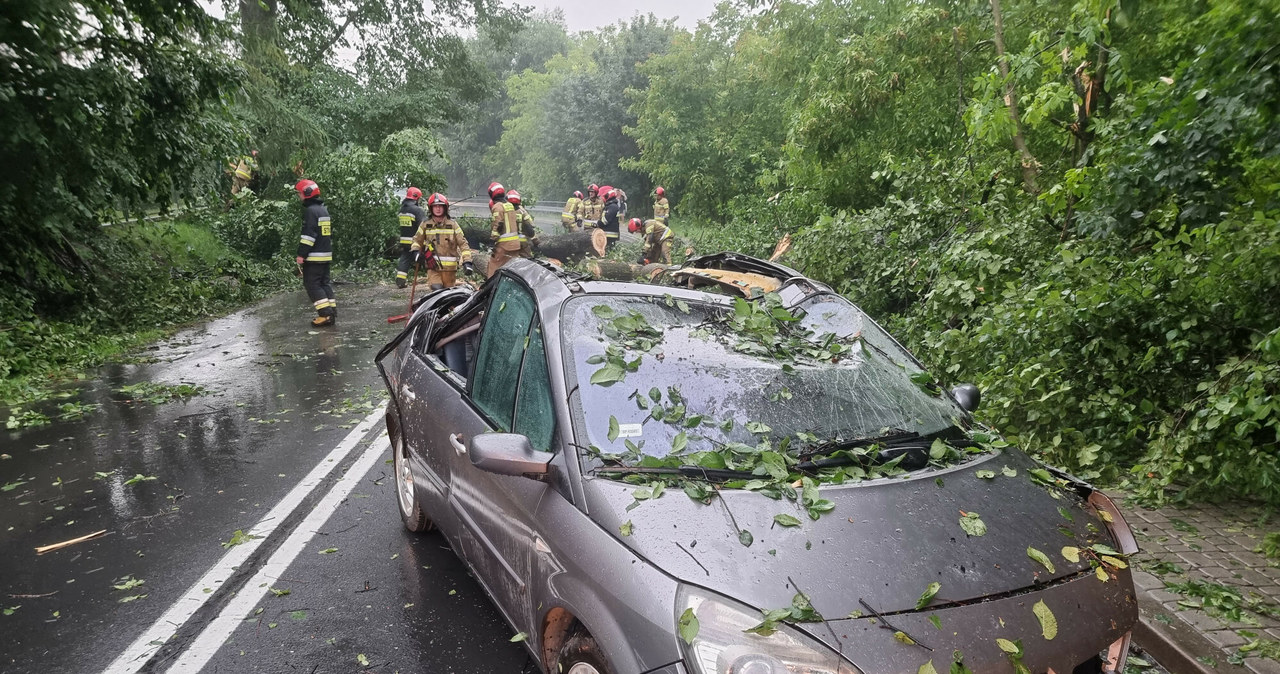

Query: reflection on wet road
left=0, top=282, right=527, bottom=673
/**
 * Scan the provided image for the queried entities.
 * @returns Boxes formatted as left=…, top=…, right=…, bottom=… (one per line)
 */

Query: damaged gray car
left=375, top=253, right=1139, bottom=674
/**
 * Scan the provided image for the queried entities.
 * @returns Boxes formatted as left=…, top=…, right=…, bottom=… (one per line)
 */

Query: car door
left=395, top=313, right=456, bottom=523
left=438, top=275, right=555, bottom=634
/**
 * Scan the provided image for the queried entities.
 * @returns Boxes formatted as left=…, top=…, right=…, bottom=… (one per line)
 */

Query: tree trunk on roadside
left=989, top=0, right=1039, bottom=194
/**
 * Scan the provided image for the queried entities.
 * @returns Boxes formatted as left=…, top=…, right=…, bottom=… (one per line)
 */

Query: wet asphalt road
left=0, top=279, right=529, bottom=673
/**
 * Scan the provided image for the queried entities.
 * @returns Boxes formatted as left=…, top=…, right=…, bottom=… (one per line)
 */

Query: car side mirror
left=950, top=383, right=981, bottom=412
left=469, top=433, right=554, bottom=480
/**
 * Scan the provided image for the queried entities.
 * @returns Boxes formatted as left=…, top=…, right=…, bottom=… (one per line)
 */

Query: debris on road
left=34, top=529, right=107, bottom=555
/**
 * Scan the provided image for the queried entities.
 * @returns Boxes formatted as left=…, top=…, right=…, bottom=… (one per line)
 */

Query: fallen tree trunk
left=457, top=216, right=491, bottom=251
left=639, top=263, right=669, bottom=282
left=535, top=229, right=607, bottom=262
left=588, top=260, right=643, bottom=281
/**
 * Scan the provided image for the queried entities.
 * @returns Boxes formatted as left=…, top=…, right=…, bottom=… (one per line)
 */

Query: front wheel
left=393, top=432, right=432, bottom=533
left=558, top=629, right=613, bottom=674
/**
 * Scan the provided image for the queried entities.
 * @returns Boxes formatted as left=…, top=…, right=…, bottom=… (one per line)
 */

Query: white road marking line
left=166, top=433, right=392, bottom=673
left=103, top=404, right=387, bottom=674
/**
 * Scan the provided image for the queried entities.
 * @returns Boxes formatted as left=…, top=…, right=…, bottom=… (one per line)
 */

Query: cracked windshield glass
left=565, top=292, right=979, bottom=477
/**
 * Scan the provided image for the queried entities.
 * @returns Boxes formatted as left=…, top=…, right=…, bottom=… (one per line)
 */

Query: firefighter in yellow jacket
left=629, top=217, right=673, bottom=265
left=410, top=193, right=474, bottom=290
left=487, top=182, right=537, bottom=276
left=562, top=191, right=584, bottom=231
left=653, top=186, right=670, bottom=225
left=580, top=184, right=604, bottom=223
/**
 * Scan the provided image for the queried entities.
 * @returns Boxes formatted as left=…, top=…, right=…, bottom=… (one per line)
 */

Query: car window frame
left=417, top=273, right=558, bottom=450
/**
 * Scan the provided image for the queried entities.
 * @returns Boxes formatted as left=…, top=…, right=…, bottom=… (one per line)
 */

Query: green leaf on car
left=607, top=416, right=620, bottom=442
left=958, top=511, right=986, bottom=537
left=678, top=607, right=700, bottom=644
left=1032, top=600, right=1057, bottom=640
left=916, top=582, right=941, bottom=610
left=773, top=513, right=802, bottom=528
left=1027, top=547, right=1056, bottom=574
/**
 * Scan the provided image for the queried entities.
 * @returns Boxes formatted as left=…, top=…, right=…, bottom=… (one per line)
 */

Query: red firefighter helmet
left=426, top=193, right=449, bottom=216
left=488, top=182, right=505, bottom=199
left=295, top=179, right=320, bottom=199
left=628, top=218, right=642, bottom=233
left=655, top=186, right=665, bottom=197
left=507, top=190, right=522, bottom=206
left=604, top=188, right=618, bottom=201
left=574, top=190, right=583, bottom=199
left=406, top=187, right=422, bottom=200
left=587, top=183, right=599, bottom=195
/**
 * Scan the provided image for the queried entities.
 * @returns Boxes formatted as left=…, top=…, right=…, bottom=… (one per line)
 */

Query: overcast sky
left=522, top=0, right=720, bottom=33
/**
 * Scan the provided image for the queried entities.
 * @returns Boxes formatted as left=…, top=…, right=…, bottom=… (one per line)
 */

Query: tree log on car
left=639, top=263, right=669, bottom=282
left=535, top=229, right=607, bottom=262
left=588, top=260, right=643, bottom=281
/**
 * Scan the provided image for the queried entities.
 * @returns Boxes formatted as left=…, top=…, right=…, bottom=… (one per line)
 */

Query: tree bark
left=588, top=261, right=643, bottom=281
left=989, top=0, right=1039, bottom=194
left=535, top=229, right=607, bottom=262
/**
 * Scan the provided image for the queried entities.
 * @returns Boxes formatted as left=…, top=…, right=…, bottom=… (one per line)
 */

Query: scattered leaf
left=1101, top=555, right=1128, bottom=569
left=619, top=520, right=633, bottom=537
left=928, top=615, right=942, bottom=630
left=915, top=582, right=941, bottom=610
left=996, top=638, right=1020, bottom=654
left=1061, top=546, right=1080, bottom=563
left=319, top=547, right=338, bottom=554
left=958, top=511, right=987, bottom=537
left=1001, top=465, right=1017, bottom=477
left=974, top=470, right=995, bottom=479
left=510, top=632, right=528, bottom=642
left=1032, top=600, right=1057, bottom=640
left=1027, top=547, right=1056, bottom=574
left=773, top=514, right=802, bottom=528
left=919, top=661, right=939, bottom=674
left=894, top=631, right=916, bottom=645
left=678, top=607, right=700, bottom=644
left=738, top=529, right=754, bottom=547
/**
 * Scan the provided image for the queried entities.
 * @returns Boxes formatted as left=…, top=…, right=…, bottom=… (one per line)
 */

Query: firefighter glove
left=463, top=261, right=476, bottom=275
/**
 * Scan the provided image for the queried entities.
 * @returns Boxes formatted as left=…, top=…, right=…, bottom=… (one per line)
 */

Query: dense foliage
left=1, top=0, right=512, bottom=399
left=622, top=0, right=1280, bottom=506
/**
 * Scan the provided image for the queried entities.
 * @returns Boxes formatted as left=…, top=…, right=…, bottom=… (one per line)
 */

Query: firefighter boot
left=311, top=314, right=335, bottom=327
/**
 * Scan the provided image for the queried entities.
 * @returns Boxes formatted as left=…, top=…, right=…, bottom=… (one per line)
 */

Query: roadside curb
left=1132, top=589, right=1251, bottom=674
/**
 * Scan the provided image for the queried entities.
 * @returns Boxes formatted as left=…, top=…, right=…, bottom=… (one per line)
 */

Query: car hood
left=582, top=448, right=1125, bottom=618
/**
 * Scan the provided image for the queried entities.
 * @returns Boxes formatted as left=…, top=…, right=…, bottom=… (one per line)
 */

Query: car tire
left=393, top=432, right=432, bottom=533
left=558, top=628, right=613, bottom=674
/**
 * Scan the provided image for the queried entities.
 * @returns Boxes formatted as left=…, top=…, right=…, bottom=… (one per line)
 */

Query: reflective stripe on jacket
left=411, top=218, right=472, bottom=268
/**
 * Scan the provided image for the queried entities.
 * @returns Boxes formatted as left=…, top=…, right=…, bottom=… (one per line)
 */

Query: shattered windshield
left=563, top=292, right=970, bottom=477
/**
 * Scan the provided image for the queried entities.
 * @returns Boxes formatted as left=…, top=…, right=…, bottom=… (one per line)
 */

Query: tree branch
left=989, top=0, right=1039, bottom=194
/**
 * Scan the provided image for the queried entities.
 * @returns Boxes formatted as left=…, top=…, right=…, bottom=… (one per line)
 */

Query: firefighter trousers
left=303, top=263, right=336, bottom=317
left=395, top=246, right=414, bottom=285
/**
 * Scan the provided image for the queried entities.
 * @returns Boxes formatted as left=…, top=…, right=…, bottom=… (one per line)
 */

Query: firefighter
left=616, top=187, right=629, bottom=220
left=653, top=186, right=670, bottom=225
left=228, top=150, right=258, bottom=194
left=294, top=180, right=336, bottom=326
left=508, top=190, right=536, bottom=235
left=487, top=182, right=537, bottom=276
left=562, top=190, right=584, bottom=231
left=581, top=184, right=604, bottom=223
left=596, top=188, right=622, bottom=249
left=411, top=193, right=475, bottom=290
left=394, top=187, right=426, bottom=288
left=629, top=217, right=673, bottom=265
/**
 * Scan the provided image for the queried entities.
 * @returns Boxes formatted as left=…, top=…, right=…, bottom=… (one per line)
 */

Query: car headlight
left=677, top=585, right=859, bottom=674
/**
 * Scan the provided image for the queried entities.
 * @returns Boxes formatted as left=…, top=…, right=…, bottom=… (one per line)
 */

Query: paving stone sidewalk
left=1113, top=495, right=1280, bottom=673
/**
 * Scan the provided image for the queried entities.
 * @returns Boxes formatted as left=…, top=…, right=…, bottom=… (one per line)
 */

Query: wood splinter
left=35, top=529, right=107, bottom=555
